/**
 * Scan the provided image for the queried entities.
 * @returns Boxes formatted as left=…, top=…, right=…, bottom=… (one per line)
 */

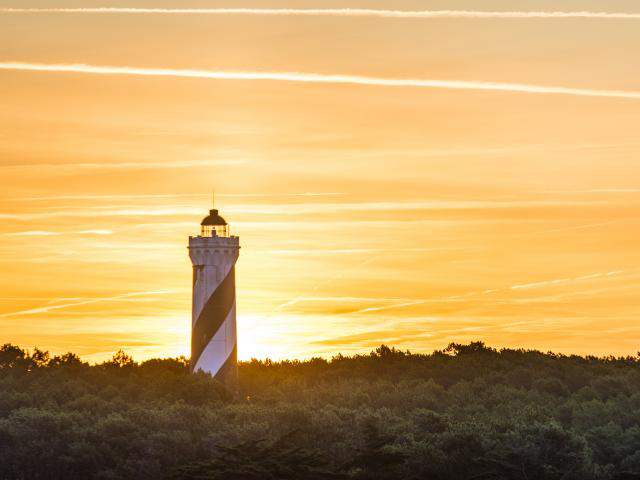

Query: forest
left=1, top=341, right=640, bottom=479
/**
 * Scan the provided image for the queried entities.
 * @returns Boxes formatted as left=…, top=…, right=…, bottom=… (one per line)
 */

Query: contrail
left=1, top=159, right=243, bottom=172
left=510, top=270, right=624, bottom=290
left=350, top=270, right=627, bottom=314
left=2, top=231, right=62, bottom=237
left=0, top=290, right=175, bottom=319
left=2, top=62, right=640, bottom=100
left=15, top=192, right=346, bottom=201
left=2, top=8, right=640, bottom=19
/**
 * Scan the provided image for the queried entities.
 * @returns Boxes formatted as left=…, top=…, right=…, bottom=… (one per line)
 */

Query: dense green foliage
left=2, top=342, right=640, bottom=479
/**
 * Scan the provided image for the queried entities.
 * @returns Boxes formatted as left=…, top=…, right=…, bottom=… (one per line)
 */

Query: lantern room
left=200, top=209, right=229, bottom=238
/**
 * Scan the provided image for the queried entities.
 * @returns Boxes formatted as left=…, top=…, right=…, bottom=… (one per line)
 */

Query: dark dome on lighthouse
left=200, top=209, right=227, bottom=226
left=199, top=207, right=230, bottom=238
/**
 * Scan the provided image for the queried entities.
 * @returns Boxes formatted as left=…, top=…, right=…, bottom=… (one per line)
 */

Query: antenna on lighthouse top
left=212, top=191, right=215, bottom=209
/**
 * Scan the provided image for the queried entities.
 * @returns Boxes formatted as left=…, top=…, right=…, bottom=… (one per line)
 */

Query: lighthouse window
left=214, top=225, right=229, bottom=237
left=201, top=225, right=229, bottom=238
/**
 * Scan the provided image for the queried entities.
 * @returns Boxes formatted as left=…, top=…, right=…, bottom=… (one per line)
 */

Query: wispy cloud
left=77, top=230, right=113, bottom=235
left=15, top=192, right=345, bottom=201
left=2, top=8, right=640, bottom=20
left=222, top=192, right=347, bottom=198
left=532, top=189, right=640, bottom=194
left=0, top=199, right=600, bottom=221
left=0, top=159, right=244, bottom=173
left=518, top=220, right=634, bottom=237
left=0, top=207, right=202, bottom=220
left=0, top=290, right=176, bottom=319
left=2, top=230, right=114, bottom=236
left=224, top=199, right=600, bottom=215
left=263, top=247, right=455, bottom=256
left=510, top=271, right=625, bottom=290
left=3, top=231, right=62, bottom=236
left=348, top=270, right=627, bottom=314
left=1, top=63, right=640, bottom=100
left=16, top=194, right=204, bottom=201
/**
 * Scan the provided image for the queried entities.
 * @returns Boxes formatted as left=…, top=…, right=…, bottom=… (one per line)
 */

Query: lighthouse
left=188, top=206, right=240, bottom=385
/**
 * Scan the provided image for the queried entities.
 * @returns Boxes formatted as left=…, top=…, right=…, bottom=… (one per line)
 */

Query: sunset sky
left=1, top=0, right=640, bottom=362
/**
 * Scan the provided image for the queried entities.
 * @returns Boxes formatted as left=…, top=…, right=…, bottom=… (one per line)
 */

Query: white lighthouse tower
left=188, top=206, right=240, bottom=385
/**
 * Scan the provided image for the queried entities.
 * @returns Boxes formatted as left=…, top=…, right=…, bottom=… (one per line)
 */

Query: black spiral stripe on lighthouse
left=191, top=266, right=236, bottom=373
left=216, top=344, right=238, bottom=384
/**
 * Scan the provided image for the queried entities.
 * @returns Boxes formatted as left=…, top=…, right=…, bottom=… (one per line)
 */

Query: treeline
left=2, top=342, right=640, bottom=479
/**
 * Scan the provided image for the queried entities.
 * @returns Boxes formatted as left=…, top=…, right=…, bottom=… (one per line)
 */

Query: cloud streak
left=0, top=199, right=605, bottom=221
left=0, top=207, right=202, bottom=220
left=2, top=231, right=62, bottom=237
left=2, top=8, right=640, bottom=20
left=349, top=270, right=627, bottom=314
left=15, top=192, right=345, bottom=201
left=510, top=271, right=624, bottom=290
left=0, top=290, right=176, bottom=319
left=1, top=63, right=640, bottom=100
left=76, top=230, right=114, bottom=235
left=2, top=230, right=113, bottom=236
left=1, top=159, right=244, bottom=173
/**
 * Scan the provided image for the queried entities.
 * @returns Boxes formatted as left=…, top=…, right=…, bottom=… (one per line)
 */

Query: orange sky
left=1, top=0, right=640, bottom=362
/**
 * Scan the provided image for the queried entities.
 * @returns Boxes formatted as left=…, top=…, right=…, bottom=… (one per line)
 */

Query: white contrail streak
left=2, top=8, right=640, bottom=19
left=0, top=290, right=175, bottom=319
left=510, top=270, right=624, bottom=290
left=2, top=231, right=62, bottom=237
left=1, top=159, right=243, bottom=172
left=350, top=270, right=627, bottom=314
left=15, top=192, right=345, bottom=201
left=1, top=63, right=640, bottom=100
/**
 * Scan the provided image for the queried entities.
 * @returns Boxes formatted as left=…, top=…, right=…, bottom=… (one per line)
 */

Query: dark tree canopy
left=1, top=341, right=640, bottom=479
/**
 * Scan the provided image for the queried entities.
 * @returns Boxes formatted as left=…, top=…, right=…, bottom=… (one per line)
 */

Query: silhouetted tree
left=105, top=349, right=135, bottom=368
left=0, top=343, right=31, bottom=370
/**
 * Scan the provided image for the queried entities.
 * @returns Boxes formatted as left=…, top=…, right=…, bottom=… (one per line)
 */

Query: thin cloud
left=16, top=194, right=206, bottom=201
left=3, top=231, right=63, bottom=236
left=224, top=199, right=599, bottom=215
left=0, top=290, right=176, bottom=319
left=0, top=159, right=244, bottom=173
left=352, top=300, right=438, bottom=314
left=532, top=189, right=640, bottom=194
left=15, top=192, right=345, bottom=201
left=349, top=270, right=627, bottom=314
left=272, top=295, right=421, bottom=304
left=2, top=230, right=114, bottom=236
left=0, top=207, right=202, bottom=220
left=2, top=8, right=640, bottom=19
left=518, top=220, right=636, bottom=237
left=263, top=247, right=455, bottom=256
left=272, top=256, right=381, bottom=313
left=0, top=200, right=600, bottom=221
left=1, top=63, right=640, bottom=100
left=510, top=271, right=624, bottom=290
left=312, top=329, right=423, bottom=347
left=77, top=230, right=113, bottom=235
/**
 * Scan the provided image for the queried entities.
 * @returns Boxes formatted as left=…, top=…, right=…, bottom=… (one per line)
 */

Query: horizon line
left=1, top=62, right=640, bottom=100
left=2, top=8, right=640, bottom=19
